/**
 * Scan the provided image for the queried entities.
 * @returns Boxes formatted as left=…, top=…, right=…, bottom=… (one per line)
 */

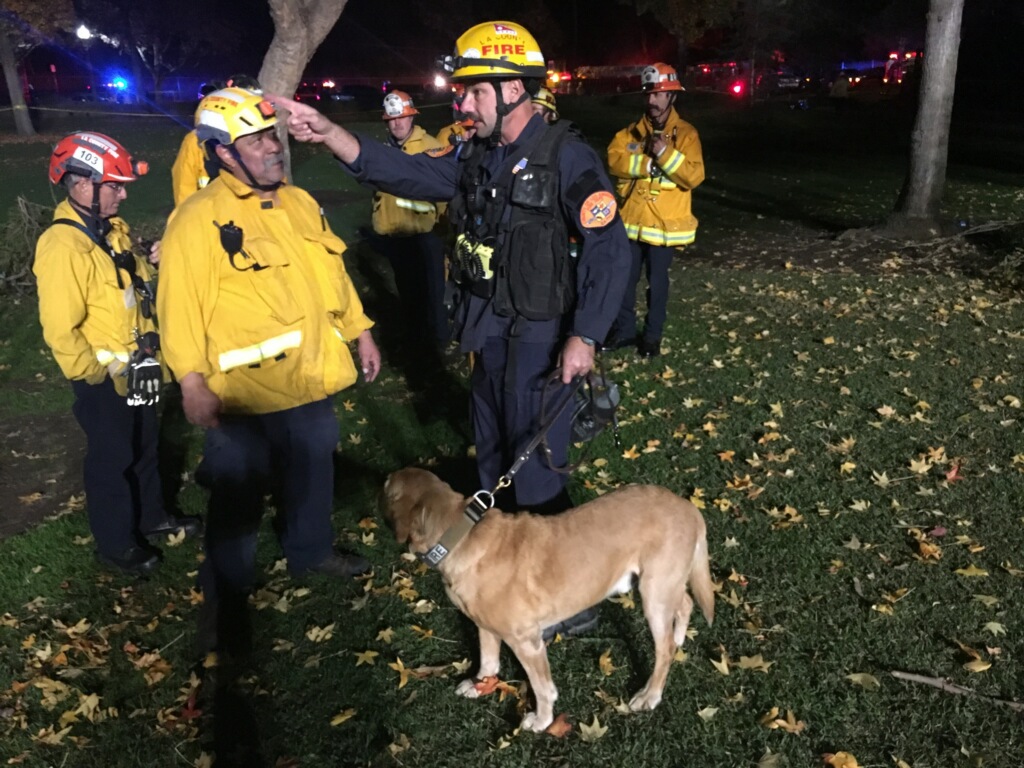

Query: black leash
left=490, top=367, right=585, bottom=494
left=418, top=368, right=587, bottom=569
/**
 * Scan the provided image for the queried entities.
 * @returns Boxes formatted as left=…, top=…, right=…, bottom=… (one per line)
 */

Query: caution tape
left=0, top=104, right=185, bottom=118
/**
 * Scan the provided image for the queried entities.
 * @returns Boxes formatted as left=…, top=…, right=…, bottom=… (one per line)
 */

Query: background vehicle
left=323, top=83, right=382, bottom=110
left=293, top=81, right=323, bottom=102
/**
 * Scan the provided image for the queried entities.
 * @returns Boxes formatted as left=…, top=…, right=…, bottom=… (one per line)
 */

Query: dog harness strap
left=419, top=493, right=494, bottom=568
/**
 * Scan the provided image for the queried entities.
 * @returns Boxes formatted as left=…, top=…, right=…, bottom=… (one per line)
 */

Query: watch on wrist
left=578, top=335, right=596, bottom=346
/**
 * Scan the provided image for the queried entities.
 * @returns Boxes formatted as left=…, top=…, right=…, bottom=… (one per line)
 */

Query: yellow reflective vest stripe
left=158, top=173, right=375, bottom=415
left=395, top=198, right=437, bottom=214
left=372, top=125, right=446, bottom=236
left=607, top=109, right=705, bottom=248
left=218, top=330, right=303, bottom=372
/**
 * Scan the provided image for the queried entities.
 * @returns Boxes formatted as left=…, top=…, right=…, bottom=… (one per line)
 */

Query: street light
left=76, top=25, right=96, bottom=95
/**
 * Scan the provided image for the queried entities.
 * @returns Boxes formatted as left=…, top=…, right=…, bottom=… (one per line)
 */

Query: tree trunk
left=260, top=0, right=348, bottom=180
left=888, top=0, right=965, bottom=236
left=130, top=52, right=145, bottom=104
left=0, top=27, right=35, bottom=136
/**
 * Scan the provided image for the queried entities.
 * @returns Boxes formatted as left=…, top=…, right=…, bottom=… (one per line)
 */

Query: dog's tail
left=688, top=531, right=715, bottom=628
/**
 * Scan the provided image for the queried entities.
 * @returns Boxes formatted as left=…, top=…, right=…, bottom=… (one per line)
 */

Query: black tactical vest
left=448, top=120, right=577, bottom=321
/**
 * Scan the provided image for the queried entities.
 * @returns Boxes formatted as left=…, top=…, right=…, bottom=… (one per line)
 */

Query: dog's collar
left=418, top=490, right=493, bottom=568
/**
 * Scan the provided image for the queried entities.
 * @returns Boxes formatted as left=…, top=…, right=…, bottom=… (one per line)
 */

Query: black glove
left=126, top=352, right=162, bottom=407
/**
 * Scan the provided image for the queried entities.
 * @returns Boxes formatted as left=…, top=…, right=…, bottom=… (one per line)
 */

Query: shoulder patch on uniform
left=425, top=145, right=455, bottom=158
left=580, top=190, right=617, bottom=229
left=627, top=142, right=640, bottom=152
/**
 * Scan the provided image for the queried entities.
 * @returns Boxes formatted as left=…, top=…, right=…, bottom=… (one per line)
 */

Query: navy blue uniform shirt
left=343, top=114, right=630, bottom=352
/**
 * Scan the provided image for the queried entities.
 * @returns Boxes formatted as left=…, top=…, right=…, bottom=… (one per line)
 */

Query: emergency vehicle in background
left=883, top=50, right=919, bottom=86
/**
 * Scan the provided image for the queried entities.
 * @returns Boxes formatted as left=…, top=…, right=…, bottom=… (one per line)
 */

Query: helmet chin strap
left=68, top=181, right=111, bottom=237
left=488, top=80, right=530, bottom=147
left=226, top=143, right=283, bottom=193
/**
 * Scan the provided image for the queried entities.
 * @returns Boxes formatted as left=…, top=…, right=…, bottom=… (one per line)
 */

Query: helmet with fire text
left=194, top=86, right=277, bottom=146
left=531, top=87, right=558, bottom=118
left=49, top=132, right=148, bottom=186
left=640, top=62, right=684, bottom=93
left=382, top=90, right=418, bottom=120
left=442, top=21, right=547, bottom=82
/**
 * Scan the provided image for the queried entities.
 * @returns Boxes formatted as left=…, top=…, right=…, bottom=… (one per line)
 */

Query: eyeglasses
left=101, top=182, right=126, bottom=194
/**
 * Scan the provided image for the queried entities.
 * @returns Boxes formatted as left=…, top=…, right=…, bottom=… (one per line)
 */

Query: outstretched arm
left=265, top=94, right=362, bottom=164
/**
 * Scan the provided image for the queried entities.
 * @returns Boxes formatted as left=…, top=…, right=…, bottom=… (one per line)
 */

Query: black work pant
left=614, top=240, right=675, bottom=343
left=378, top=231, right=450, bottom=347
left=198, top=397, right=338, bottom=603
left=470, top=336, right=572, bottom=508
left=71, top=377, right=165, bottom=556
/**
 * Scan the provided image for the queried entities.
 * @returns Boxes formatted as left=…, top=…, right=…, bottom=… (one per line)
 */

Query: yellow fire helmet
left=194, top=86, right=277, bottom=146
left=382, top=90, right=419, bottom=120
left=531, top=86, right=558, bottom=116
left=444, top=21, right=548, bottom=81
left=641, top=63, right=684, bottom=93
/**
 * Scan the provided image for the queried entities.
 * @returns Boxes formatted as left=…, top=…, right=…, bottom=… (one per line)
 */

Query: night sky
left=22, top=0, right=1024, bottom=93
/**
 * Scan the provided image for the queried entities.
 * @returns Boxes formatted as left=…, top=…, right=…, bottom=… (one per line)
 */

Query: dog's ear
left=381, top=471, right=419, bottom=544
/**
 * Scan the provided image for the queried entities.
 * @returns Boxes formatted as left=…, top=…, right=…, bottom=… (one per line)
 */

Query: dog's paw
left=628, top=688, right=663, bottom=712
left=455, top=678, right=482, bottom=699
left=521, top=711, right=553, bottom=732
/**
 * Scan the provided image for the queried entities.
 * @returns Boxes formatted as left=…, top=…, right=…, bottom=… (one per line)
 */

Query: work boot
left=542, top=606, right=600, bottom=642
left=601, top=333, right=638, bottom=352
left=303, top=552, right=371, bottom=579
left=142, top=514, right=204, bottom=541
left=95, top=546, right=161, bottom=576
left=638, top=338, right=662, bottom=358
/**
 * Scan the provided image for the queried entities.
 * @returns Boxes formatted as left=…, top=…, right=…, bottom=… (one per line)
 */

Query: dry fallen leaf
left=955, top=565, right=988, bottom=578
left=696, top=705, right=719, bottom=721
left=737, top=654, right=774, bottom=673
left=963, top=659, right=992, bottom=673
left=711, top=649, right=730, bottom=676
left=598, top=649, right=617, bottom=676
left=622, top=444, right=641, bottom=460
left=845, top=672, right=880, bottom=690
left=579, top=714, right=608, bottom=742
left=354, top=650, right=379, bottom=666
left=305, top=623, right=335, bottom=643
left=824, top=752, right=861, bottom=768
left=545, top=712, right=573, bottom=738
left=329, top=708, right=356, bottom=726
left=389, top=658, right=410, bottom=689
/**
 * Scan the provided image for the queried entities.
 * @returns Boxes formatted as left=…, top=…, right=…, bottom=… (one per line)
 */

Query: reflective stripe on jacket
left=33, top=200, right=159, bottom=396
left=158, top=173, right=374, bottom=415
left=607, top=108, right=705, bottom=247
left=372, top=125, right=446, bottom=236
left=171, top=130, right=209, bottom=208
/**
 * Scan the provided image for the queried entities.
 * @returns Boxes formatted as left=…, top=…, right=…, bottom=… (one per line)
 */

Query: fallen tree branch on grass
left=890, top=670, right=1024, bottom=712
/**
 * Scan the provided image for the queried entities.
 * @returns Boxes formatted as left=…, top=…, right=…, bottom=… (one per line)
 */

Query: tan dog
left=381, top=467, right=714, bottom=731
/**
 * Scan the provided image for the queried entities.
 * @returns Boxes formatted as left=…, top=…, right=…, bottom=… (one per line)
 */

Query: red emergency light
left=730, top=81, right=744, bottom=95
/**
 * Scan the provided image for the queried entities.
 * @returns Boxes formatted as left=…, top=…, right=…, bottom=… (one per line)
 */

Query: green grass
left=1, top=97, right=1024, bottom=768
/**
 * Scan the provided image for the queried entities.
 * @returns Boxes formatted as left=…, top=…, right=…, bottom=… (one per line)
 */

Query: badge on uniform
left=425, top=145, right=455, bottom=158
left=627, top=142, right=640, bottom=151
left=579, top=191, right=617, bottom=229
